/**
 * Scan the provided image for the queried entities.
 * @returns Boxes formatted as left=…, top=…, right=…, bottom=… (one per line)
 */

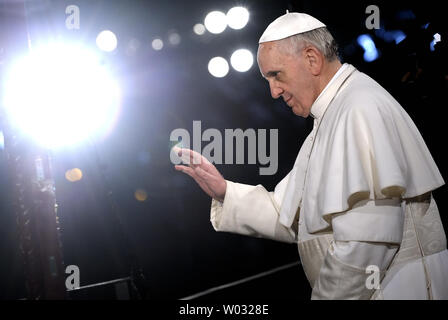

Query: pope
left=174, top=12, right=448, bottom=299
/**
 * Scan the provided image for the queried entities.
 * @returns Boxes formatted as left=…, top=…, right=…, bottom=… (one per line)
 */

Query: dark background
left=0, top=0, right=446, bottom=300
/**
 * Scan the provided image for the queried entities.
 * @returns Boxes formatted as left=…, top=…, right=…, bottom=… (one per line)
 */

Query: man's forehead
left=258, top=41, right=279, bottom=54
left=258, top=42, right=280, bottom=65
left=258, top=42, right=284, bottom=74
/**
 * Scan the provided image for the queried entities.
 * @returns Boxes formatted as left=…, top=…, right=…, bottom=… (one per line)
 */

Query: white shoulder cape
left=280, top=66, right=445, bottom=234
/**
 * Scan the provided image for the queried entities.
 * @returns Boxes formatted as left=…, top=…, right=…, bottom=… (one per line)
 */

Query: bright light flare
left=226, top=7, right=249, bottom=30
left=204, top=11, right=227, bottom=34
left=3, top=43, right=121, bottom=149
left=208, top=57, right=229, bottom=78
left=96, top=30, right=118, bottom=52
left=230, top=49, right=253, bottom=72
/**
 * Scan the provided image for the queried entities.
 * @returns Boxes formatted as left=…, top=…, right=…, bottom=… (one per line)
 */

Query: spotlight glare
left=193, top=23, right=206, bottom=35
left=96, top=30, right=118, bottom=52
left=226, top=7, right=249, bottom=30
left=208, top=57, right=229, bottom=78
left=230, top=49, right=253, bottom=72
left=3, top=43, right=121, bottom=149
left=152, top=38, right=164, bottom=50
left=204, top=11, right=227, bottom=34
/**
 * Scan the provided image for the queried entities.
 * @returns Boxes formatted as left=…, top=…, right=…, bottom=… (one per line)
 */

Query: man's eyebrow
left=264, top=70, right=280, bottom=78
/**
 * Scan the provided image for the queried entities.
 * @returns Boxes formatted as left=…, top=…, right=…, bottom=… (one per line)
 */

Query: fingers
left=175, top=165, right=206, bottom=184
left=175, top=148, right=209, bottom=166
left=175, top=165, right=215, bottom=198
left=175, top=164, right=195, bottom=177
left=174, top=149, right=225, bottom=200
left=195, top=166, right=214, bottom=181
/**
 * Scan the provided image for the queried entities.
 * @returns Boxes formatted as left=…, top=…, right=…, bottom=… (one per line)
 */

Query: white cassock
left=210, top=63, right=448, bottom=299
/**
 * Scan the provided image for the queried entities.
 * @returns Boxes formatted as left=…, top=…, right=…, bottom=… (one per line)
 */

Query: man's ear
left=304, top=46, right=323, bottom=76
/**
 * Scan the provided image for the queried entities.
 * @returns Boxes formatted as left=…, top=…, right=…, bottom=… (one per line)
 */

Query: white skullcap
left=259, top=11, right=326, bottom=43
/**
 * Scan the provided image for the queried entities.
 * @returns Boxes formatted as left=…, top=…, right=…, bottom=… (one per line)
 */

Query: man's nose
left=269, top=82, right=284, bottom=99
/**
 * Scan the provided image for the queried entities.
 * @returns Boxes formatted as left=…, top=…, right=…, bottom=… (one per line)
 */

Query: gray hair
left=278, top=27, right=339, bottom=62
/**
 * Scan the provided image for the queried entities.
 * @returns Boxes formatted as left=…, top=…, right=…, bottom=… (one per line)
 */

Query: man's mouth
left=285, top=96, right=293, bottom=106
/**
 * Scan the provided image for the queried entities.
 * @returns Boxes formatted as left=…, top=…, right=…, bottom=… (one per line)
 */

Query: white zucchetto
left=259, top=12, right=326, bottom=43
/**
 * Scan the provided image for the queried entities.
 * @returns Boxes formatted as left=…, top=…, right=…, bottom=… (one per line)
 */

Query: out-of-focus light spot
left=392, top=31, right=406, bottom=44
left=152, top=38, right=163, bottom=50
left=135, top=189, right=148, bottom=202
left=193, top=23, right=206, bottom=35
left=168, top=32, right=181, bottom=46
left=226, top=7, right=249, bottom=30
left=375, top=29, right=406, bottom=44
left=396, top=9, right=416, bottom=21
left=204, top=11, right=227, bottom=34
left=3, top=43, right=121, bottom=149
left=430, top=33, right=441, bottom=51
left=422, top=23, right=430, bottom=29
left=357, top=34, right=379, bottom=62
left=208, top=57, right=229, bottom=78
left=65, top=168, right=83, bottom=182
left=96, top=30, right=118, bottom=52
left=230, top=49, right=253, bottom=72
left=126, top=38, right=141, bottom=56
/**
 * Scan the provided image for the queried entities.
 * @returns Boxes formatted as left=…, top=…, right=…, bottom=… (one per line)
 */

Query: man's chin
left=292, top=107, right=310, bottom=118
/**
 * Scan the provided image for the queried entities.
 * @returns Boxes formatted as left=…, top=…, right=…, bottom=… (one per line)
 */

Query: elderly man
left=174, top=12, right=448, bottom=299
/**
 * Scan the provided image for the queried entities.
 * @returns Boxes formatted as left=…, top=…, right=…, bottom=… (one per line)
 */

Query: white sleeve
left=210, top=180, right=298, bottom=244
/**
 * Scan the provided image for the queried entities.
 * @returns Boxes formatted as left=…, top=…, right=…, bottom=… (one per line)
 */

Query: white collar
left=310, top=63, right=349, bottom=120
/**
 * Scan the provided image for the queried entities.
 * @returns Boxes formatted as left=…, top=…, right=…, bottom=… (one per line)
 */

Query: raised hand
left=173, top=146, right=227, bottom=202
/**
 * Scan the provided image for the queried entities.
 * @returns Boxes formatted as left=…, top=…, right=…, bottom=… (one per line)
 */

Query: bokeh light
left=193, top=23, right=206, bottom=35
left=96, top=30, right=118, bottom=52
left=430, top=33, right=441, bottom=51
left=226, top=7, right=249, bottom=30
left=357, top=34, right=379, bottom=62
left=125, top=38, right=141, bottom=56
left=208, top=57, right=229, bottom=78
left=134, top=189, right=148, bottom=202
left=204, top=11, right=227, bottom=34
left=168, top=32, right=181, bottom=46
left=230, top=49, right=254, bottom=72
left=65, top=168, right=83, bottom=182
left=152, top=38, right=164, bottom=50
